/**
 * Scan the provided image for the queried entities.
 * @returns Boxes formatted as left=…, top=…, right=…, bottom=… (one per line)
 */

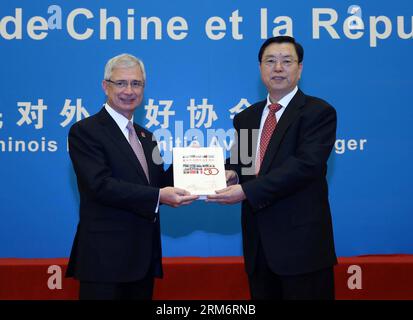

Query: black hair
left=258, top=36, right=304, bottom=63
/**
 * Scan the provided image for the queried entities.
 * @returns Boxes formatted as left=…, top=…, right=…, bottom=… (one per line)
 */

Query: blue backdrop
left=1, top=0, right=412, bottom=258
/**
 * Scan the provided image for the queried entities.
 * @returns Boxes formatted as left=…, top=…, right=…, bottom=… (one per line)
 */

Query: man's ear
left=102, top=80, right=108, bottom=95
left=298, top=62, right=303, bottom=80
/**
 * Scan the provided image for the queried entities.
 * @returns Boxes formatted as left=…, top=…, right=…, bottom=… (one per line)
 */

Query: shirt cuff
left=155, top=190, right=160, bottom=213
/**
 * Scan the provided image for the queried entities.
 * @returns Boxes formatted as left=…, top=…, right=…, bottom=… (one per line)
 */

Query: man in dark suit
left=66, top=53, right=198, bottom=300
left=207, top=36, right=337, bottom=300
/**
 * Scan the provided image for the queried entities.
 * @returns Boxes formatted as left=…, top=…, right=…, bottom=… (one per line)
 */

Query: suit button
left=153, top=216, right=157, bottom=223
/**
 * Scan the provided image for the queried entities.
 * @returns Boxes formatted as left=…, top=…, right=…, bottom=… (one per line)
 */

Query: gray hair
left=104, top=53, right=146, bottom=81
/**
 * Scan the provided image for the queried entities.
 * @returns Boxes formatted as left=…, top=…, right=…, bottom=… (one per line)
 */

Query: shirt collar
left=266, top=86, right=298, bottom=109
left=104, top=103, right=134, bottom=131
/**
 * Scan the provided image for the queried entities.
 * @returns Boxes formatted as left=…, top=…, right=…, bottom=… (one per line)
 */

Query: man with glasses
left=208, top=36, right=337, bottom=300
left=66, top=53, right=198, bottom=299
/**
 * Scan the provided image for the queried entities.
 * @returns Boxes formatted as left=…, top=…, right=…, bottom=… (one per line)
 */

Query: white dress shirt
left=255, top=86, right=298, bottom=168
left=104, top=103, right=160, bottom=213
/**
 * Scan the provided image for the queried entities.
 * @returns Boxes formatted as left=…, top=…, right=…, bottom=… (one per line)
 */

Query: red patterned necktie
left=127, top=121, right=150, bottom=182
left=256, top=103, right=282, bottom=174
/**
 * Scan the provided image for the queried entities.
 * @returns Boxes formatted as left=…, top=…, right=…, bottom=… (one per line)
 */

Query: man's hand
left=206, top=184, right=246, bottom=204
left=160, top=187, right=199, bottom=207
left=225, top=170, right=238, bottom=186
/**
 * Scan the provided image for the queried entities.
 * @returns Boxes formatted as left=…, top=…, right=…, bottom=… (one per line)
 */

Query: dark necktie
left=127, top=121, right=150, bottom=182
left=256, top=103, right=282, bottom=174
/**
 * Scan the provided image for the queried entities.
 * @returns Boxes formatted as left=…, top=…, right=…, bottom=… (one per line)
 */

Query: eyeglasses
left=105, top=79, right=145, bottom=89
left=262, top=58, right=298, bottom=68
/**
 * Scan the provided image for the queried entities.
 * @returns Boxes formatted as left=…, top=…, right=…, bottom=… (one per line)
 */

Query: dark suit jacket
left=228, top=89, right=337, bottom=276
left=66, top=107, right=171, bottom=283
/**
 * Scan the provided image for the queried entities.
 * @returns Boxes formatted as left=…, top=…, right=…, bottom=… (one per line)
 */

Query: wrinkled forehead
left=111, top=65, right=143, bottom=80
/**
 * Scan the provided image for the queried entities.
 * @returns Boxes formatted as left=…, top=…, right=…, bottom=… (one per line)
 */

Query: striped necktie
left=256, top=103, right=282, bottom=174
left=127, top=121, right=150, bottom=182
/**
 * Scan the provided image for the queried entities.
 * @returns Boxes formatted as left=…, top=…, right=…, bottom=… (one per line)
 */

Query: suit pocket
left=87, top=221, right=128, bottom=232
left=291, top=211, right=321, bottom=227
left=290, top=199, right=322, bottom=227
left=288, top=186, right=325, bottom=227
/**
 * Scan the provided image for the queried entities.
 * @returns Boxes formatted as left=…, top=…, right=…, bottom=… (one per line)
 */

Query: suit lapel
left=97, top=108, right=150, bottom=184
left=259, top=89, right=306, bottom=175
left=246, top=100, right=266, bottom=160
left=249, top=100, right=267, bottom=129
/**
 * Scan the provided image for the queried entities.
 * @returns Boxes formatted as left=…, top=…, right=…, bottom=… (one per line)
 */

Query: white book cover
left=173, top=147, right=227, bottom=199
